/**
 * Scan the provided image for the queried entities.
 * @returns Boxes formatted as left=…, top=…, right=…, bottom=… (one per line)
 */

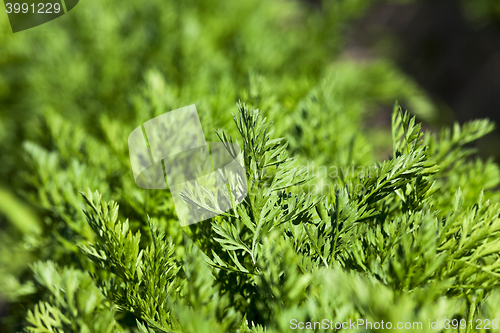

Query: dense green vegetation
left=1, top=0, right=500, bottom=332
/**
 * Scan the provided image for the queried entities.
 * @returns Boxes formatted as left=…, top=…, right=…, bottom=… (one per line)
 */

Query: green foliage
left=6, top=102, right=500, bottom=332
left=1, top=0, right=500, bottom=332
left=26, top=261, right=122, bottom=333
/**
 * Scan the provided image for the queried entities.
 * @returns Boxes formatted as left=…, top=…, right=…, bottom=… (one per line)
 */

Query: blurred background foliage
left=0, top=0, right=499, bottom=331
left=350, top=0, right=500, bottom=160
